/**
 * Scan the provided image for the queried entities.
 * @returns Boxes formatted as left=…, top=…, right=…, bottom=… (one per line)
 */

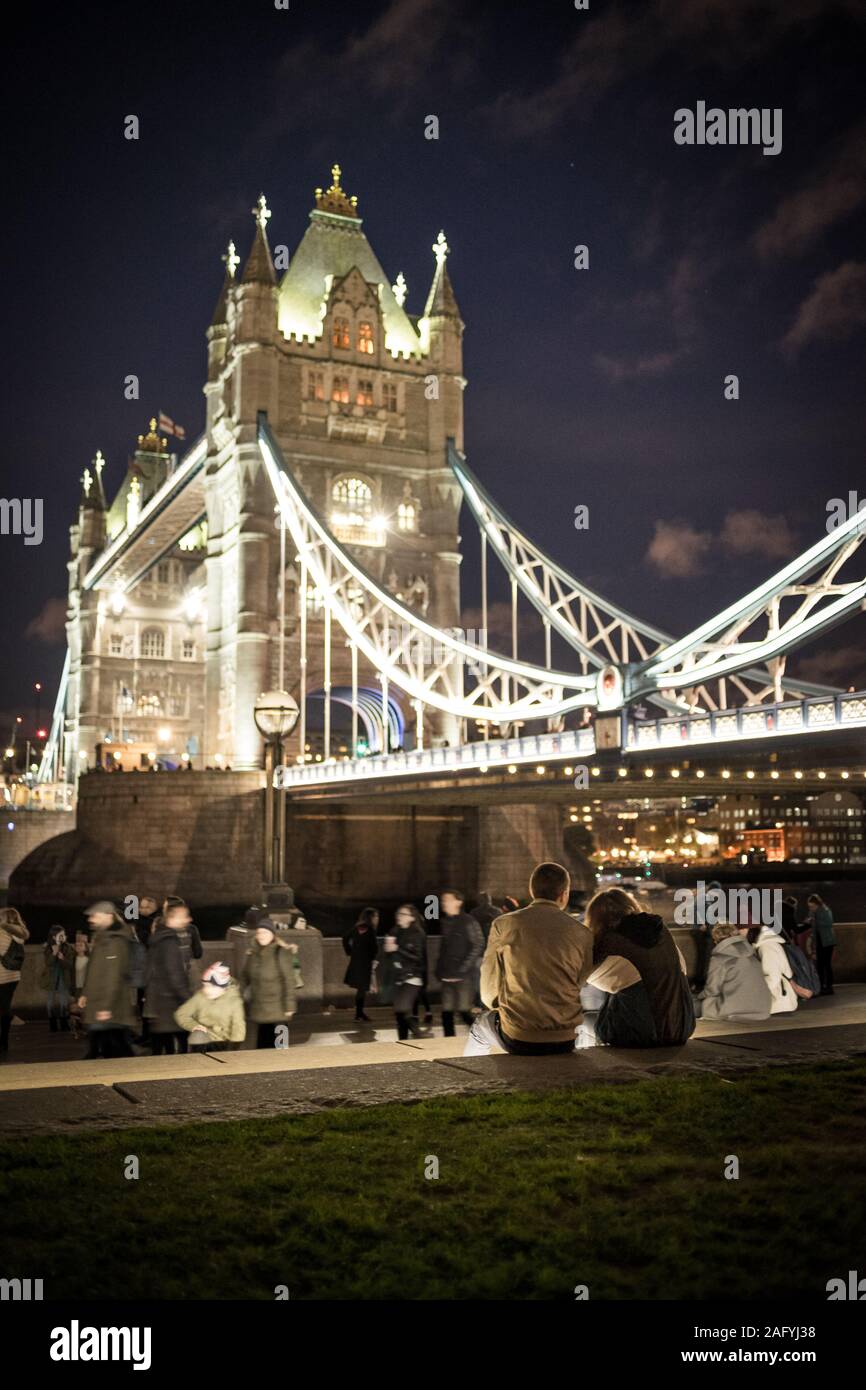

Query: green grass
left=2, top=1061, right=865, bottom=1300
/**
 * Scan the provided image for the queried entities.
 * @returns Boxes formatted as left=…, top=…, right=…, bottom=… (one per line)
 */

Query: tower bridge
left=38, top=167, right=866, bottom=838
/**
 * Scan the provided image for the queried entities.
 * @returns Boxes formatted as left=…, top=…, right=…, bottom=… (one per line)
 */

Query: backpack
left=783, top=942, right=820, bottom=997
left=0, top=937, right=25, bottom=972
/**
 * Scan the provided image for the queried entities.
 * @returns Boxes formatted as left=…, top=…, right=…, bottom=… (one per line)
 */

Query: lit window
left=182, top=639, right=195, bottom=660
left=332, top=317, right=350, bottom=349
left=331, top=376, right=350, bottom=404
left=397, top=502, right=416, bottom=532
left=330, top=477, right=383, bottom=546
left=357, top=322, right=374, bottom=354
left=109, top=633, right=123, bottom=656
left=307, top=370, right=325, bottom=402
left=383, top=382, right=399, bottom=413
left=140, top=628, right=165, bottom=658
left=137, top=693, right=162, bottom=716
left=356, top=379, right=374, bottom=407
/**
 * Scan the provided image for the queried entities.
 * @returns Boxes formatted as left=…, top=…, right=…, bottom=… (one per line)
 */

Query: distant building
left=719, top=789, right=866, bottom=864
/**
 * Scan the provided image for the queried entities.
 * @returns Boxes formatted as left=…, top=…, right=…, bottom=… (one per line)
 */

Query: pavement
left=0, top=988, right=864, bottom=1137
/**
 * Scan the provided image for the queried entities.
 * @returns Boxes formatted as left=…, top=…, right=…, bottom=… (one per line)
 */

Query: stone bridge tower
left=204, top=166, right=466, bottom=769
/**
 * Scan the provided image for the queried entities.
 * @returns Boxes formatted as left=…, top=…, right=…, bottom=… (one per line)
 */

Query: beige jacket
left=480, top=900, right=593, bottom=1044
left=0, top=919, right=30, bottom=985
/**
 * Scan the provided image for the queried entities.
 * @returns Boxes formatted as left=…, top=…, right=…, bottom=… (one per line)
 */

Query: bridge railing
left=629, top=691, right=866, bottom=752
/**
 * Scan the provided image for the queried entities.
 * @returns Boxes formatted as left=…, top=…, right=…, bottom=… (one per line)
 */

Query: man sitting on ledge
left=464, top=862, right=592, bottom=1056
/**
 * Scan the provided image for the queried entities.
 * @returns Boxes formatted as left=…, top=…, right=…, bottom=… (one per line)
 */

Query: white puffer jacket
left=754, top=926, right=798, bottom=1014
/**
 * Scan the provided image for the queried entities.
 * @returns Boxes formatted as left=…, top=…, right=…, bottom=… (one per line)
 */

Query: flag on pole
left=158, top=411, right=186, bottom=441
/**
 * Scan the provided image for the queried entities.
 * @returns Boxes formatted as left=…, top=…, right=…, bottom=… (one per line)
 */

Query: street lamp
left=254, top=689, right=300, bottom=898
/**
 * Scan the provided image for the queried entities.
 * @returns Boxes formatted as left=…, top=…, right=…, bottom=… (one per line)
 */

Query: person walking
left=132, top=894, right=160, bottom=1042
left=41, top=925, right=74, bottom=1031
left=343, top=908, right=379, bottom=1022
left=0, top=907, right=30, bottom=1057
left=466, top=863, right=592, bottom=1056
left=436, top=889, right=483, bottom=1037
left=806, top=893, right=837, bottom=995
left=143, top=902, right=192, bottom=1054
left=174, top=962, right=246, bottom=1051
left=78, top=902, right=138, bottom=1058
left=242, top=919, right=296, bottom=1048
left=386, top=905, right=428, bottom=1039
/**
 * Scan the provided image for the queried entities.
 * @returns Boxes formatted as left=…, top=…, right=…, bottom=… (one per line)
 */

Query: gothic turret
left=419, top=231, right=465, bottom=451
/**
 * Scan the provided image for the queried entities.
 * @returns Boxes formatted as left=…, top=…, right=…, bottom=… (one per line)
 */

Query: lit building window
left=137, top=692, right=162, bottom=716
left=397, top=502, right=416, bottom=532
left=357, top=321, right=374, bottom=354
left=109, top=633, right=123, bottom=656
left=332, top=317, right=350, bottom=349
left=383, top=382, right=399, bottom=413
left=182, top=639, right=195, bottom=660
left=356, top=379, right=374, bottom=407
left=330, top=477, right=383, bottom=546
left=331, top=376, right=350, bottom=404
left=307, top=370, right=325, bottom=402
left=140, top=628, right=166, bottom=658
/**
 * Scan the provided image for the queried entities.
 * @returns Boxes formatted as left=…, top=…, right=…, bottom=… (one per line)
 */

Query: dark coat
left=40, top=942, right=75, bottom=993
left=593, top=912, right=695, bottom=1048
left=176, top=923, right=203, bottom=985
left=389, top=924, right=427, bottom=987
left=436, top=912, right=483, bottom=982
left=144, top=927, right=191, bottom=1033
left=471, top=899, right=500, bottom=943
left=242, top=940, right=296, bottom=1022
left=343, top=925, right=379, bottom=990
left=82, top=924, right=139, bottom=1029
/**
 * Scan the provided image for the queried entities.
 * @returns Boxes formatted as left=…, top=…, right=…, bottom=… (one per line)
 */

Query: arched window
left=140, top=628, right=165, bottom=658
left=357, top=321, right=374, bottom=354
left=332, top=316, right=350, bottom=349
left=330, top=477, right=383, bottom=546
left=397, top=501, right=416, bottom=532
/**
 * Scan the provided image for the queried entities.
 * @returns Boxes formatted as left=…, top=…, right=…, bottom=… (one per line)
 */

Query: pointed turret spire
left=80, top=449, right=107, bottom=509
left=423, top=230, right=461, bottom=319
left=211, top=239, right=239, bottom=326
left=241, top=194, right=276, bottom=285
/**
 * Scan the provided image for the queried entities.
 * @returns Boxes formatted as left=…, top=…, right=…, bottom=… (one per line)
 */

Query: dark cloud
left=25, top=597, right=67, bottom=645
left=782, top=261, right=866, bottom=356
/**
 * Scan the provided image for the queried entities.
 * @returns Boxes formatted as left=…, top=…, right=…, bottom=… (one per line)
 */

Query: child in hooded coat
left=174, top=962, right=246, bottom=1051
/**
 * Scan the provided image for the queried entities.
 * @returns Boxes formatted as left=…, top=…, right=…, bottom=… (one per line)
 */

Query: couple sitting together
left=466, top=862, right=695, bottom=1056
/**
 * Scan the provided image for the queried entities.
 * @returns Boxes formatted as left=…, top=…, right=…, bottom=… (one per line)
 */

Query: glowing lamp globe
left=254, top=690, right=300, bottom=740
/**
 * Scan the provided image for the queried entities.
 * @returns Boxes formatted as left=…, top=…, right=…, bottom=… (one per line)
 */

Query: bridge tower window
left=140, top=628, right=166, bottom=659
left=331, top=376, right=350, bottom=404
left=397, top=501, right=416, bottom=532
left=332, top=316, right=350, bottom=349
left=330, top=476, right=383, bottom=546
left=357, top=321, right=374, bottom=354
left=356, top=379, right=374, bottom=408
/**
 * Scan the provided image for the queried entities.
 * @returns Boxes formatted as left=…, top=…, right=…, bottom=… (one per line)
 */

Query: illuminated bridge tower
left=204, top=166, right=466, bottom=769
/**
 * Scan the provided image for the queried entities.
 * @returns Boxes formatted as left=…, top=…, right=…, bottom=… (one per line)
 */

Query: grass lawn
left=2, top=1060, right=865, bottom=1300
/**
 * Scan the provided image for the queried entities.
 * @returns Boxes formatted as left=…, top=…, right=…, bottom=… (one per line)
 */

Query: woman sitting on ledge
left=582, top=888, right=695, bottom=1048
left=695, top=923, right=772, bottom=1022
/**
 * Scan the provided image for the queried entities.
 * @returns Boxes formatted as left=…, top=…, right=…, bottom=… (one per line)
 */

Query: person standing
left=41, top=925, right=74, bottom=1031
left=69, top=930, right=90, bottom=1040
left=242, top=919, right=296, bottom=1048
left=0, top=907, right=30, bottom=1057
left=386, top=905, right=428, bottom=1039
left=143, top=903, right=192, bottom=1055
left=132, top=894, right=160, bottom=1042
left=806, top=893, right=837, bottom=995
left=78, top=902, right=137, bottom=1058
left=436, top=889, right=483, bottom=1037
left=343, top=908, right=379, bottom=1022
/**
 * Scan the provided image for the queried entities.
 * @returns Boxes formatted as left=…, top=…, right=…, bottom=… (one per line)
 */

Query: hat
left=243, top=905, right=265, bottom=929
left=255, top=917, right=277, bottom=937
left=86, top=901, right=118, bottom=916
left=201, top=962, right=231, bottom=989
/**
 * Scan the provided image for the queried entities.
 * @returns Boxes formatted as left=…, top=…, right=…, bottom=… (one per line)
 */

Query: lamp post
left=253, top=689, right=300, bottom=899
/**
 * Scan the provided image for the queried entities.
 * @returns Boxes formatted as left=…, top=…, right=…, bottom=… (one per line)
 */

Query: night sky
left=3, top=0, right=865, bottom=739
